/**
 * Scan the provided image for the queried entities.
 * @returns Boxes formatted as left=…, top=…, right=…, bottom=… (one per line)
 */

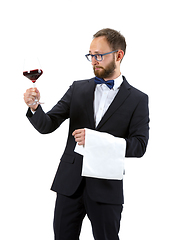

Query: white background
left=0, top=0, right=169, bottom=239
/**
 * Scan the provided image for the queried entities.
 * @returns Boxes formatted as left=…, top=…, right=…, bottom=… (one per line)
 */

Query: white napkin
left=74, top=128, right=126, bottom=180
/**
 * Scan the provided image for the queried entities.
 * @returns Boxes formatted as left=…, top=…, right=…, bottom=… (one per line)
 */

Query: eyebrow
left=89, top=51, right=102, bottom=54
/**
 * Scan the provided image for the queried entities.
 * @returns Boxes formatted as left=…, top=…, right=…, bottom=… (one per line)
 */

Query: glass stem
left=33, top=82, right=38, bottom=103
left=33, top=82, right=36, bottom=88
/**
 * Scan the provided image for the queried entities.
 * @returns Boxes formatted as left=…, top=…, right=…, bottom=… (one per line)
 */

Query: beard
left=93, top=57, right=116, bottom=79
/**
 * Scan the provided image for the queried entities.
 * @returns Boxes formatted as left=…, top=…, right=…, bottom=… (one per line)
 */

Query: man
left=24, top=28, right=149, bottom=240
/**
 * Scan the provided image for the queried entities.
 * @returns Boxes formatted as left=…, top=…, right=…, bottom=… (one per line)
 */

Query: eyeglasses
left=85, top=50, right=118, bottom=62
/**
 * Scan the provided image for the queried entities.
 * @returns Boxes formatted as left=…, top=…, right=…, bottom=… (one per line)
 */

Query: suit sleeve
left=125, top=94, right=149, bottom=157
left=26, top=83, right=73, bottom=134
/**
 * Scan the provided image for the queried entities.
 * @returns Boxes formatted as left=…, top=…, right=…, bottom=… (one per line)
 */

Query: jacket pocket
left=60, top=154, right=75, bottom=164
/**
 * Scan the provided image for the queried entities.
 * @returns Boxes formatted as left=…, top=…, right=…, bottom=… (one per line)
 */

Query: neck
left=104, top=69, right=121, bottom=81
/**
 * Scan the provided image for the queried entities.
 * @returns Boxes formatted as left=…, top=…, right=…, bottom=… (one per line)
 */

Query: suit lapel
left=84, top=78, right=96, bottom=129
left=96, top=77, right=131, bottom=130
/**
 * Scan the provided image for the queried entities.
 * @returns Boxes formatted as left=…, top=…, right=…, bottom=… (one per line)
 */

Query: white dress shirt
left=94, top=74, right=123, bottom=127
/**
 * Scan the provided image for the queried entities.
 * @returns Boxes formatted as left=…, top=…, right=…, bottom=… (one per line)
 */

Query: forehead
left=90, top=36, right=112, bottom=53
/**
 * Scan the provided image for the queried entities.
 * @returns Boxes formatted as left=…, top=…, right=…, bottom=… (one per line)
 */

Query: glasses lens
left=95, top=54, right=102, bottom=61
left=86, top=54, right=103, bottom=62
left=86, top=54, right=92, bottom=61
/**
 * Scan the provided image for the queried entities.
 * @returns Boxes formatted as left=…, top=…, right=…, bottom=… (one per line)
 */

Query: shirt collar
left=113, top=73, right=123, bottom=91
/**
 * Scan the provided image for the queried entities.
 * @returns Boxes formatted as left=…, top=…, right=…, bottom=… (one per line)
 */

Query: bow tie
left=95, top=77, right=114, bottom=89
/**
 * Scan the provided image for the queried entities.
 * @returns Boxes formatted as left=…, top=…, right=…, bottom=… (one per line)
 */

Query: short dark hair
left=93, top=28, right=126, bottom=56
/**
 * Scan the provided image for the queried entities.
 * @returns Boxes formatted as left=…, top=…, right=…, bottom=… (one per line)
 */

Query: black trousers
left=53, top=179, right=123, bottom=240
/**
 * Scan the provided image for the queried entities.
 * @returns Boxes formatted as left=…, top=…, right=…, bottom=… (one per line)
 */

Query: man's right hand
left=24, top=88, right=40, bottom=111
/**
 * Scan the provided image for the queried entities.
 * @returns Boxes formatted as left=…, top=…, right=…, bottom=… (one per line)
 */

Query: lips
left=94, top=66, right=103, bottom=71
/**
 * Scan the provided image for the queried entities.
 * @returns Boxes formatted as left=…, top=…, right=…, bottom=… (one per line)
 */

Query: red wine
left=23, top=69, right=43, bottom=83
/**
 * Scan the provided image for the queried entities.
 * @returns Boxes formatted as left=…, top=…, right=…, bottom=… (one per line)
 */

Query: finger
left=72, top=130, right=79, bottom=136
left=72, top=129, right=84, bottom=136
left=75, top=137, right=84, bottom=144
left=26, top=97, right=35, bottom=106
left=27, top=93, right=36, bottom=100
left=24, top=93, right=35, bottom=104
left=76, top=130, right=85, bottom=138
left=34, top=88, right=39, bottom=93
left=75, top=136, right=82, bottom=142
left=78, top=141, right=85, bottom=146
left=77, top=138, right=85, bottom=146
left=28, top=88, right=39, bottom=94
left=28, top=90, right=39, bottom=99
left=74, top=133, right=83, bottom=142
left=74, top=132, right=85, bottom=142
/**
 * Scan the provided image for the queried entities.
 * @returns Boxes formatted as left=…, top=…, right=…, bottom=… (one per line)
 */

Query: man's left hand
left=72, top=129, right=85, bottom=146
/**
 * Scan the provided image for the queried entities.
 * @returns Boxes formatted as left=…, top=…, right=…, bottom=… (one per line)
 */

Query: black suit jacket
left=26, top=76, right=149, bottom=204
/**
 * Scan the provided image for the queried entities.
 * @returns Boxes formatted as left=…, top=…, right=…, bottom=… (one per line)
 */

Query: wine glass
left=23, top=57, right=44, bottom=106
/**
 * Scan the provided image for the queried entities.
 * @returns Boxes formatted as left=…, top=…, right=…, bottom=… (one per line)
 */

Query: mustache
left=93, top=66, right=104, bottom=69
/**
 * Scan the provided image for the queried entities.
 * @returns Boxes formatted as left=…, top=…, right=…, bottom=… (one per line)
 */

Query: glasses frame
left=85, top=50, right=118, bottom=62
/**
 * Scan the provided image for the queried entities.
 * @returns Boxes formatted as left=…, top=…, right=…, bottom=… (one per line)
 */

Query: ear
left=116, top=50, right=124, bottom=62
